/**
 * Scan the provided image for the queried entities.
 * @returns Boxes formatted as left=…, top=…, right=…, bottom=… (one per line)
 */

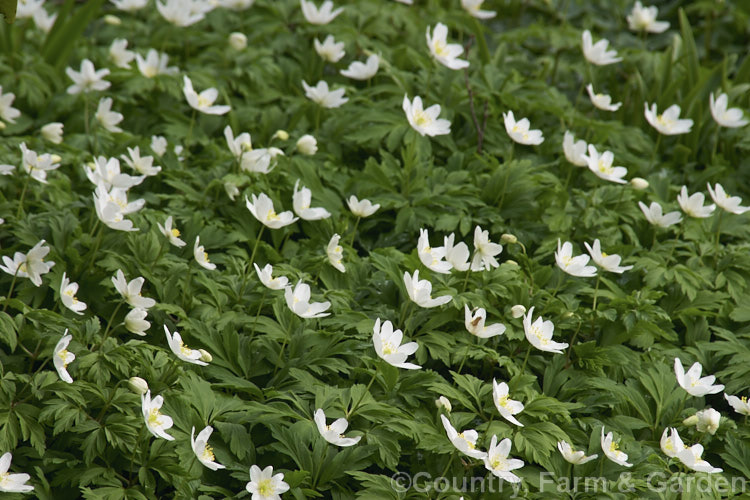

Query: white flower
left=601, top=428, right=632, bottom=467
left=674, top=358, right=724, bottom=397
left=443, top=233, right=470, bottom=272
left=709, top=92, right=748, bottom=128
left=347, top=196, right=380, bottom=217
left=510, top=305, right=526, bottom=319
left=581, top=144, right=627, bottom=184
left=492, top=379, right=523, bottom=426
left=299, top=0, right=342, bottom=25
left=228, top=32, right=247, bottom=50
left=314, top=409, right=360, bottom=447
left=627, top=1, right=669, bottom=33
left=32, top=7, right=57, bottom=32
left=440, top=415, right=487, bottom=459
left=555, top=239, right=596, bottom=277
left=125, top=308, right=150, bottom=336
left=725, top=394, right=750, bottom=416
left=483, top=435, right=523, bottom=482
left=241, top=148, right=284, bottom=174
left=151, top=136, right=168, bottom=157
left=558, top=440, right=597, bottom=465
left=156, top=0, right=205, bottom=27
left=128, top=377, right=149, bottom=395
left=66, top=59, right=111, bottom=94
left=157, top=216, right=186, bottom=247
left=0, top=452, right=34, bottom=493
left=586, top=84, right=621, bottom=111
left=254, top=263, right=289, bottom=290
left=121, top=146, right=161, bottom=177
left=373, top=318, right=420, bottom=369
left=112, top=269, right=156, bottom=309
left=691, top=408, right=721, bottom=435
left=426, top=22, right=469, bottom=70
left=136, top=50, right=179, bottom=78
left=464, top=306, right=506, bottom=339
left=246, top=193, right=298, bottom=229
left=246, top=465, right=290, bottom=499
left=165, top=325, right=208, bottom=365
left=340, top=55, right=379, bottom=80
left=461, top=0, right=496, bottom=19
left=638, top=201, right=682, bottom=228
left=677, top=185, right=715, bottom=218
left=470, top=225, right=503, bottom=271
left=284, top=281, right=331, bottom=318
left=660, top=427, right=685, bottom=458
left=104, top=14, right=122, bottom=24
left=40, top=122, right=63, bottom=144
left=296, top=134, right=317, bottom=155
left=16, top=0, right=45, bottom=19
left=503, top=111, right=544, bottom=145
left=0, top=86, right=20, bottom=125
left=418, top=228, right=452, bottom=274
left=220, top=0, right=254, bottom=9
left=435, top=396, right=452, bottom=412
left=677, top=444, right=723, bottom=473
left=562, top=131, right=588, bottom=167
left=293, top=180, right=331, bottom=221
left=0, top=239, right=55, bottom=287
left=191, top=426, right=225, bottom=470
left=95, top=97, right=124, bottom=133
left=141, top=390, right=175, bottom=440
left=644, top=103, right=693, bottom=135
left=53, top=331, right=75, bottom=384
left=403, top=270, right=452, bottom=308
left=314, top=35, right=345, bottom=63
left=225, top=182, right=240, bottom=201
left=60, top=272, right=87, bottom=314
left=183, top=76, right=230, bottom=115
left=109, top=38, right=135, bottom=69
left=630, top=177, right=649, bottom=190
left=581, top=30, right=622, bottom=66
left=523, top=306, right=568, bottom=354
left=110, top=0, right=148, bottom=11
left=19, top=142, right=61, bottom=184
left=403, top=95, right=451, bottom=137
left=194, top=236, right=216, bottom=270
left=85, top=156, right=144, bottom=190
left=302, top=80, right=348, bottom=108
left=707, top=183, right=749, bottom=215
left=326, top=234, right=345, bottom=273
left=93, top=183, right=145, bottom=231
left=584, top=239, right=633, bottom=274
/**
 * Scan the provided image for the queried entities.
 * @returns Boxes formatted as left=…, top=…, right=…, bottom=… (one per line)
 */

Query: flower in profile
left=141, top=390, right=175, bottom=440
left=674, top=358, right=724, bottom=397
left=558, top=440, right=597, bottom=465
left=709, top=92, right=748, bottom=128
left=136, top=49, right=179, bottom=78
left=403, top=95, right=451, bottom=137
left=165, top=325, right=208, bottom=365
left=110, top=0, right=148, bottom=11
left=584, top=239, right=633, bottom=274
left=725, top=394, right=750, bottom=416
left=373, top=318, right=420, bottom=369
left=601, top=428, right=632, bottom=467
left=157, top=216, right=186, bottom=247
left=314, top=409, right=360, bottom=446
left=523, top=306, right=568, bottom=354
left=112, top=269, right=156, bottom=309
left=340, top=55, right=379, bottom=80
left=314, top=35, right=345, bottom=63
left=511, top=305, right=526, bottom=318
left=156, top=0, right=205, bottom=26
left=128, top=377, right=149, bottom=395
left=677, top=444, right=722, bottom=473
left=707, top=183, right=750, bottom=214
left=403, top=270, right=452, bottom=308
left=284, top=281, right=331, bottom=318
left=630, top=177, right=649, bottom=190
left=183, top=76, right=230, bottom=115
left=228, top=32, right=247, bottom=50
left=470, top=225, right=503, bottom=271
left=246, top=193, right=298, bottom=229
left=464, top=306, right=506, bottom=339
left=677, top=186, right=715, bottom=218
left=638, top=201, right=682, bottom=228
left=436, top=396, right=452, bottom=412
left=644, top=103, right=693, bottom=135
left=151, top=136, right=168, bottom=156
left=60, top=272, right=87, bottom=315
left=418, top=228, right=452, bottom=274
left=53, top=330, right=75, bottom=383
left=0, top=452, right=34, bottom=493
left=347, top=196, right=380, bottom=217
left=41, top=122, right=64, bottom=144
left=125, top=308, right=150, bottom=336
left=0, top=86, right=21, bottom=125
left=0, top=239, right=55, bottom=287
left=660, top=427, right=684, bottom=458
left=492, top=379, right=523, bottom=426
left=689, top=408, right=721, bottom=435
left=293, top=180, right=331, bottom=220
left=299, top=0, right=342, bottom=24
left=194, top=236, right=216, bottom=271
left=426, top=23, right=469, bottom=70
left=461, top=0, right=495, bottom=19
left=586, top=84, right=621, bottom=111
left=503, top=111, right=544, bottom=145
left=302, top=80, right=348, bottom=108
left=326, top=234, right=345, bottom=273
left=109, top=38, right=135, bottom=69
left=121, top=146, right=161, bottom=176
left=627, top=2, right=669, bottom=33
left=93, top=184, right=142, bottom=232
left=254, top=263, right=289, bottom=290
left=483, top=435, right=523, bottom=482
left=191, top=426, right=225, bottom=471
left=95, top=97, right=124, bottom=133
left=555, top=239, right=596, bottom=277
left=444, top=233, right=470, bottom=272
left=296, top=134, right=317, bottom=155
left=246, top=465, right=289, bottom=499
left=440, top=415, right=487, bottom=459
left=582, top=145, right=627, bottom=184
left=581, top=30, right=622, bottom=66
left=562, top=131, right=588, bottom=167
left=66, top=59, right=111, bottom=94
left=20, top=142, right=61, bottom=184
left=85, top=156, right=144, bottom=190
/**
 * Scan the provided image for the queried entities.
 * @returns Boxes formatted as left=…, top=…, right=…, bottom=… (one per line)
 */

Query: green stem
left=674, top=392, right=688, bottom=422
left=710, top=126, right=719, bottom=164
left=714, top=210, right=723, bottom=256
left=461, top=269, right=471, bottom=293
left=249, top=225, right=265, bottom=268
left=95, top=301, right=124, bottom=351
left=182, top=261, right=193, bottom=311
left=456, top=339, right=473, bottom=374
left=439, top=451, right=456, bottom=478
left=274, top=319, right=295, bottom=375
left=347, top=367, right=379, bottom=418
left=2, top=268, right=19, bottom=313
left=497, top=167, right=510, bottom=209
left=249, top=291, right=267, bottom=340
left=16, top=172, right=31, bottom=218
left=84, top=95, right=90, bottom=147
left=348, top=217, right=361, bottom=247
left=186, top=109, right=197, bottom=145
left=651, top=134, right=662, bottom=169
left=520, top=345, right=532, bottom=374
left=590, top=274, right=601, bottom=336
left=314, top=106, right=321, bottom=135
left=565, top=319, right=582, bottom=365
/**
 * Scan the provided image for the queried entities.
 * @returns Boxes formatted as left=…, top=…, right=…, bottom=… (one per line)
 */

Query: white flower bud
left=694, top=408, right=721, bottom=435
left=296, top=134, right=318, bottom=155
left=272, top=129, right=289, bottom=141
left=224, top=182, right=239, bottom=201
left=128, top=376, right=149, bottom=395
left=435, top=396, right=452, bottom=412
left=510, top=305, right=526, bottom=318
left=501, top=233, right=517, bottom=244
left=630, top=177, right=649, bottom=190
left=505, top=260, right=519, bottom=267
left=228, top=32, right=247, bottom=51
left=198, top=349, right=213, bottom=363
left=104, top=14, right=122, bottom=25
left=41, top=122, right=64, bottom=144
left=50, top=154, right=62, bottom=164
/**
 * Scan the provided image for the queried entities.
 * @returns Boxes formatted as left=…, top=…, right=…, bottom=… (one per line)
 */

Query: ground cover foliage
left=1, top=0, right=750, bottom=498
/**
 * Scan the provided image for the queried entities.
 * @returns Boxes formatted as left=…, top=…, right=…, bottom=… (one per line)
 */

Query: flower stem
left=182, top=261, right=193, bottom=311
left=651, top=133, right=662, bottom=169
left=249, top=225, right=265, bottom=269
left=520, top=344, right=532, bottom=374
left=347, top=367, right=379, bottom=419
left=348, top=216, right=361, bottom=247
left=95, top=301, right=124, bottom=351
left=2, top=268, right=19, bottom=313
left=590, top=274, right=601, bottom=336
left=714, top=209, right=723, bottom=257
left=274, top=319, right=294, bottom=375
left=456, top=339, right=473, bottom=374
left=710, top=126, right=720, bottom=164
left=461, top=269, right=471, bottom=293
left=16, top=172, right=31, bottom=218
left=249, top=290, right=267, bottom=341
left=186, top=109, right=197, bottom=145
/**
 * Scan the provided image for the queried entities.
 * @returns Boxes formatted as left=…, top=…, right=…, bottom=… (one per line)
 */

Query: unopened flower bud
left=272, top=129, right=289, bottom=141
left=198, top=349, right=213, bottom=363
left=104, top=14, right=121, bottom=25
left=563, top=311, right=575, bottom=318
left=224, top=182, right=239, bottom=201
left=630, top=177, right=649, bottom=190
left=505, top=260, right=519, bottom=267
left=41, top=122, right=64, bottom=144
left=0, top=121, right=6, bottom=130
left=50, top=154, right=62, bottom=164
left=128, top=376, right=149, bottom=395
left=435, top=396, right=452, bottom=412
left=510, top=305, right=526, bottom=318
left=501, top=233, right=517, bottom=244
left=296, top=134, right=317, bottom=155
left=228, top=32, right=247, bottom=51
left=682, top=415, right=699, bottom=426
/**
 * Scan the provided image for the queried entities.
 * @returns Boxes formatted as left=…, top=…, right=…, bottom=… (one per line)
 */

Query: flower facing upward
left=340, top=55, right=379, bottom=80
left=314, top=35, right=345, bottom=63
left=246, top=465, right=289, bottom=499
left=523, top=306, right=568, bottom=354
left=464, top=306, right=506, bottom=339
left=440, top=415, right=487, bottom=459
left=326, top=234, right=345, bottom=273
left=165, top=325, right=209, bottom=366
left=141, top=390, right=175, bottom=440
left=302, top=80, right=348, bottom=108
left=638, top=201, right=682, bottom=228
left=674, top=358, right=724, bottom=397
left=558, top=440, right=598, bottom=465
left=426, top=23, right=469, bottom=70
left=586, top=84, right=621, bottom=111
left=562, top=131, right=588, bottom=167
left=0, top=452, right=34, bottom=493
left=121, top=146, right=161, bottom=177
left=373, top=318, right=421, bottom=369
left=183, top=76, right=230, bottom=115
left=246, top=193, right=298, bottom=229
left=157, top=216, right=186, bottom=247
left=85, top=156, right=144, bottom=190
left=581, top=145, right=628, bottom=184
left=111, top=0, right=148, bottom=11
left=644, top=103, right=693, bottom=135
left=403, top=270, right=452, bottom=308
left=20, top=142, right=61, bottom=184
left=314, top=408, right=361, bottom=446
left=66, top=59, right=111, bottom=94
left=581, top=30, right=622, bottom=66
left=136, top=50, right=179, bottom=78
left=601, top=428, right=632, bottom=467
left=677, top=186, right=715, bottom=218
left=293, top=180, right=331, bottom=220
left=95, top=97, right=124, bottom=133
left=60, top=272, right=87, bottom=314
left=471, top=225, right=503, bottom=271
left=112, top=269, right=156, bottom=309
left=347, top=196, right=380, bottom=217
left=254, top=263, right=289, bottom=290
left=109, top=38, right=135, bottom=68
left=584, top=239, right=633, bottom=274
left=492, top=379, right=523, bottom=426
left=627, top=1, right=669, bottom=33
left=707, top=183, right=750, bottom=215
left=691, top=408, right=721, bottom=435
left=284, top=281, right=331, bottom=318
left=299, top=0, right=343, bottom=25
left=709, top=92, right=748, bottom=128
left=53, top=330, right=75, bottom=384
left=483, top=435, right=524, bottom=483
left=194, top=236, right=216, bottom=270
left=461, top=0, right=495, bottom=19
left=555, top=239, right=597, bottom=277
left=403, top=95, right=451, bottom=137
left=93, top=183, right=143, bottom=232
left=191, top=426, right=226, bottom=470
left=503, top=111, right=544, bottom=145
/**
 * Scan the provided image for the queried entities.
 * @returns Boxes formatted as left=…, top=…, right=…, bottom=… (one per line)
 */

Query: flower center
left=171, top=228, right=181, bottom=238
left=178, top=339, right=193, bottom=357
left=530, top=325, right=549, bottom=345
left=147, top=408, right=163, bottom=426
left=433, top=40, right=449, bottom=57
left=142, top=66, right=158, bottom=78
left=413, top=109, right=430, bottom=127
left=490, top=456, right=507, bottom=470
left=257, top=479, right=274, bottom=496
left=266, top=209, right=279, bottom=221
left=57, top=349, right=70, bottom=367
left=197, top=95, right=212, bottom=108
left=201, top=445, right=215, bottom=462
left=382, top=341, right=396, bottom=355
left=457, top=432, right=475, bottom=449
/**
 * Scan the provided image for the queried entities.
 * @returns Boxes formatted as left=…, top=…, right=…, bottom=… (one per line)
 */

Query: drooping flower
left=638, top=201, right=682, bottom=228
left=340, top=55, right=379, bottom=80
left=109, top=38, right=135, bottom=68
left=523, top=306, right=568, bottom=354
left=558, top=440, right=598, bottom=465
left=60, top=272, right=87, bottom=315
left=314, top=35, right=345, bottom=63
left=601, top=427, right=632, bottom=467
left=295, top=134, right=317, bottom=155
left=53, top=330, right=75, bottom=384
left=150, top=136, right=168, bottom=156
left=66, top=59, right=111, bottom=94
left=461, top=0, right=495, bottom=19
left=417, top=228, right=452, bottom=274
left=141, top=390, right=175, bottom=440
left=347, top=196, right=380, bottom=217
left=503, top=111, right=544, bottom=145
left=136, top=49, right=179, bottom=78
left=555, top=239, right=597, bottom=277
left=302, top=80, right=348, bottom=108
left=511, top=305, right=526, bottom=318
left=562, top=131, right=588, bottom=167
left=403, top=270, right=452, bottom=308
left=246, top=193, right=298, bottom=229
left=0, top=452, right=34, bottom=493
left=403, top=95, right=451, bottom=137
left=254, top=263, right=289, bottom=290
left=191, top=426, right=225, bottom=470
left=440, top=414, right=487, bottom=459
left=644, top=103, right=693, bottom=135
left=124, top=308, right=150, bottom=336
left=581, top=30, right=622, bottom=66
left=674, top=358, right=724, bottom=397
left=183, top=76, right=231, bottom=115
left=293, top=180, right=331, bottom=221
left=660, top=427, right=684, bottom=458
left=326, top=234, right=345, bottom=273
left=314, top=409, right=361, bottom=447
left=586, top=84, right=621, bottom=112
left=85, top=156, right=144, bottom=190
left=157, top=216, right=186, bottom=247
left=470, top=225, right=503, bottom=271
left=373, top=318, right=420, bottom=369
left=492, top=379, right=523, bottom=426
left=464, top=306, right=506, bottom=339
left=0, top=239, right=55, bottom=287
left=93, top=183, right=144, bottom=232
left=707, top=183, right=750, bottom=215
left=284, top=281, right=331, bottom=318
left=581, top=145, right=627, bottom=184
left=725, top=394, right=750, bottom=416
left=483, top=435, right=523, bottom=482
left=443, top=233, right=470, bottom=272
left=584, top=239, right=633, bottom=274
left=41, top=122, right=64, bottom=144
left=426, top=23, right=469, bottom=70
left=0, top=86, right=20, bottom=126
left=299, top=0, right=342, bottom=24
left=677, top=186, right=715, bottom=218
left=165, top=325, right=208, bottom=366
left=121, top=146, right=161, bottom=177
left=246, top=465, right=289, bottom=499
left=436, top=396, right=452, bottom=412
left=193, top=236, right=216, bottom=271
left=709, top=92, right=748, bottom=128
left=95, top=97, right=124, bottom=133
left=627, top=1, right=669, bottom=33
left=112, top=269, right=156, bottom=309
